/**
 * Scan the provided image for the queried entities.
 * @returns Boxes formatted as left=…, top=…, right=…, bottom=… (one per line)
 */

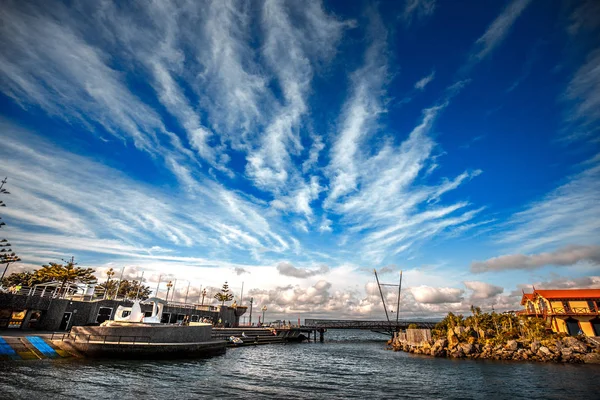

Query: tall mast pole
left=396, top=271, right=402, bottom=324
left=374, top=269, right=391, bottom=324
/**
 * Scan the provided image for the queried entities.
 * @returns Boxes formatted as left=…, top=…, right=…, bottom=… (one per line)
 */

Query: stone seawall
left=390, top=328, right=600, bottom=364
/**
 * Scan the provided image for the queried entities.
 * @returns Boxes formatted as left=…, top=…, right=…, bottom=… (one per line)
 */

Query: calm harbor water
left=1, top=330, right=599, bottom=399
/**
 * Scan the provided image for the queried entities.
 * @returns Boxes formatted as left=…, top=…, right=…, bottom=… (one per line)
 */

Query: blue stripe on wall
left=0, top=337, right=21, bottom=360
left=26, top=336, right=58, bottom=358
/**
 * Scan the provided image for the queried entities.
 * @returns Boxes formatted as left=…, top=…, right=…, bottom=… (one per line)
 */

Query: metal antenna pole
left=396, top=271, right=402, bottom=325
left=171, top=279, right=177, bottom=302
left=115, top=267, right=125, bottom=299
left=155, top=274, right=162, bottom=298
left=135, top=271, right=144, bottom=300
left=374, top=269, right=391, bottom=325
left=184, top=282, right=190, bottom=304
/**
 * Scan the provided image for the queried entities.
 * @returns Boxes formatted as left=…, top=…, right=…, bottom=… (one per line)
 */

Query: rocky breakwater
left=390, top=327, right=600, bottom=364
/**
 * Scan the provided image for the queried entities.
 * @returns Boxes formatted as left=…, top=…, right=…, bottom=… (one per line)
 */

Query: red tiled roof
left=520, top=293, right=534, bottom=305
left=534, top=289, right=600, bottom=299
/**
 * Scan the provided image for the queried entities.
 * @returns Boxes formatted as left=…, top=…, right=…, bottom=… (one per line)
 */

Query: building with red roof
left=520, top=288, right=600, bottom=337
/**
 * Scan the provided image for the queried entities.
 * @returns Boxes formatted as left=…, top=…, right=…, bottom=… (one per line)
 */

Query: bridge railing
left=303, top=319, right=439, bottom=329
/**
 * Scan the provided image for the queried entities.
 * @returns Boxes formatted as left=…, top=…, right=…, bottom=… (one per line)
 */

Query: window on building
left=538, top=299, right=547, bottom=313
left=565, top=318, right=581, bottom=336
left=591, top=317, right=600, bottom=336
left=527, top=302, right=535, bottom=313
left=161, top=313, right=171, bottom=323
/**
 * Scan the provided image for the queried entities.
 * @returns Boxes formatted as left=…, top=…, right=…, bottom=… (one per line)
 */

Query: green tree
left=214, top=281, right=234, bottom=306
left=96, top=279, right=152, bottom=300
left=41, top=258, right=97, bottom=297
left=1, top=271, right=47, bottom=287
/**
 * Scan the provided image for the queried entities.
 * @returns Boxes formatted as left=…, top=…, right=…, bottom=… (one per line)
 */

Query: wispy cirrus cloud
left=401, top=0, right=437, bottom=26
left=562, top=48, right=600, bottom=142
left=0, top=121, right=293, bottom=263
left=468, top=0, right=532, bottom=63
left=414, top=70, right=435, bottom=90
left=498, top=159, right=600, bottom=252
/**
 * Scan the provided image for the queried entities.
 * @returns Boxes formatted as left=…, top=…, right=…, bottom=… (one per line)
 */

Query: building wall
left=523, top=295, right=600, bottom=337
left=0, top=294, right=223, bottom=331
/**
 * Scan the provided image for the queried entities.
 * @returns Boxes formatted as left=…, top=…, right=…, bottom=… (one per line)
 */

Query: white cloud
left=401, top=0, right=437, bottom=26
left=470, top=0, right=532, bottom=62
left=463, top=281, right=504, bottom=299
left=414, top=70, right=435, bottom=90
left=471, top=245, right=600, bottom=273
left=410, top=286, right=464, bottom=304
left=276, top=262, right=329, bottom=279
left=498, top=160, right=600, bottom=252
left=563, top=48, right=600, bottom=141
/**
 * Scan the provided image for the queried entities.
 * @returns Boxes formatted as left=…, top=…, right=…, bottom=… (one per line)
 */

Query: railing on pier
left=304, top=319, right=439, bottom=331
left=51, top=332, right=151, bottom=344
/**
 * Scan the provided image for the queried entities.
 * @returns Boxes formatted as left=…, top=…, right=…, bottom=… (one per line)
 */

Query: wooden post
left=319, top=328, right=324, bottom=343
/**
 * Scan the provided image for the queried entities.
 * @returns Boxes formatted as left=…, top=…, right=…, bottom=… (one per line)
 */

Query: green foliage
left=214, top=281, right=234, bottom=306
left=40, top=260, right=96, bottom=296
left=407, top=323, right=418, bottom=329
left=1, top=271, right=48, bottom=287
left=433, top=307, right=554, bottom=343
left=97, top=279, right=152, bottom=300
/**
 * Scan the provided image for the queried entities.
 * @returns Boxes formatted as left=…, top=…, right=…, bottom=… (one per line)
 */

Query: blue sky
left=0, top=0, right=599, bottom=319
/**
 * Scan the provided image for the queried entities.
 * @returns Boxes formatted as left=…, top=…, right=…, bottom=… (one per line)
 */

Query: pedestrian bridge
left=304, top=319, right=439, bottom=335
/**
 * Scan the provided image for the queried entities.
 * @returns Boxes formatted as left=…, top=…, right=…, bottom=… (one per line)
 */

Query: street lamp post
left=166, top=280, right=173, bottom=301
left=261, top=305, right=267, bottom=326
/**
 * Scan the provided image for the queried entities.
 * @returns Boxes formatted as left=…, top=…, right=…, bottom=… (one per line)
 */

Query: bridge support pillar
left=319, top=328, right=324, bottom=343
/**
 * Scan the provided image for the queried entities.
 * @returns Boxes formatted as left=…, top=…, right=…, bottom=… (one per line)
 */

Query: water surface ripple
left=1, top=330, right=599, bottom=399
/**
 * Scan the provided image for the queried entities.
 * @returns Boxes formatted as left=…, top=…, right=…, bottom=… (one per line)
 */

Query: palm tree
left=214, top=281, right=234, bottom=306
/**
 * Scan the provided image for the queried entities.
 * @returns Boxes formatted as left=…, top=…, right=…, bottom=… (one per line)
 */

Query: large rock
left=505, top=340, right=518, bottom=352
left=460, top=343, right=474, bottom=355
left=539, top=346, right=552, bottom=356
left=454, top=326, right=466, bottom=336
left=582, top=353, right=600, bottom=364
left=447, top=329, right=459, bottom=349
left=561, top=348, right=574, bottom=358
left=530, top=341, right=541, bottom=353
left=562, top=337, right=588, bottom=353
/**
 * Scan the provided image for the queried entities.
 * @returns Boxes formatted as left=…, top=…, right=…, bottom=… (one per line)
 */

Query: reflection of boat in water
left=53, top=298, right=226, bottom=359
